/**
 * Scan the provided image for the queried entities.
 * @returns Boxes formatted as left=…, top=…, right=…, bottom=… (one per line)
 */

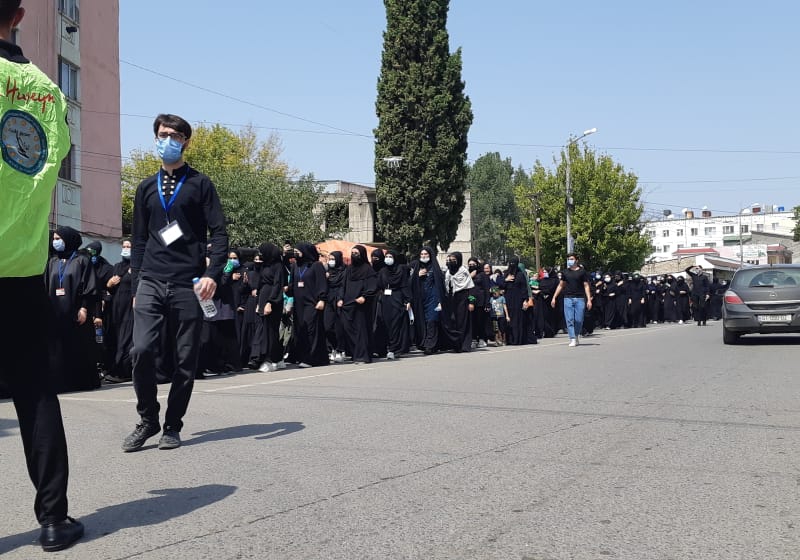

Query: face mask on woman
left=121, top=248, right=131, bottom=259
left=384, top=256, right=395, bottom=267
left=419, top=256, right=430, bottom=264
left=351, top=253, right=362, bottom=265
left=52, top=239, right=65, bottom=252
left=328, top=259, right=337, bottom=268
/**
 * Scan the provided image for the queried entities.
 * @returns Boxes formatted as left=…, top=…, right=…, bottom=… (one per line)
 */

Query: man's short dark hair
left=0, top=0, right=22, bottom=25
left=567, top=253, right=579, bottom=260
left=153, top=114, right=192, bottom=139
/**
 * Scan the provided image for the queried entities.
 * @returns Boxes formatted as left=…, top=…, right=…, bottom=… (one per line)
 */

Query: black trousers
left=0, top=276, right=70, bottom=525
left=132, top=277, right=201, bottom=432
left=691, top=294, right=707, bottom=323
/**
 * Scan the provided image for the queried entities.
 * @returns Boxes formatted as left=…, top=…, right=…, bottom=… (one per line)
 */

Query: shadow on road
left=732, top=334, right=800, bottom=346
left=184, top=421, right=305, bottom=446
left=0, top=484, right=237, bottom=555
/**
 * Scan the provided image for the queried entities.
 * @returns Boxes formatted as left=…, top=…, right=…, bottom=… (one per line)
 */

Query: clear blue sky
left=119, top=1, right=800, bottom=219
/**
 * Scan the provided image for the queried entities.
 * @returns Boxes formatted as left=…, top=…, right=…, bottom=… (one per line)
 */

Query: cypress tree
left=374, top=0, right=473, bottom=255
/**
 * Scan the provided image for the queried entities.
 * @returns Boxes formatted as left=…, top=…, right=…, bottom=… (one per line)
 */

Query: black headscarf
left=55, top=225, right=82, bottom=255
left=295, top=242, right=320, bottom=265
left=258, top=242, right=282, bottom=265
left=371, top=248, right=385, bottom=273
left=418, top=245, right=437, bottom=269
left=506, top=256, right=520, bottom=278
left=380, top=248, right=406, bottom=286
left=327, top=250, right=346, bottom=286
left=349, top=244, right=373, bottom=281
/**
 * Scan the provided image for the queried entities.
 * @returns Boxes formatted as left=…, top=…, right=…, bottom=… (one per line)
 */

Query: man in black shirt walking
left=551, top=254, right=593, bottom=347
left=685, top=265, right=710, bottom=326
left=124, top=114, right=228, bottom=451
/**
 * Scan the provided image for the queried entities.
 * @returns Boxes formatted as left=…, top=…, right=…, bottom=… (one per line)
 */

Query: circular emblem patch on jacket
left=1, top=109, right=48, bottom=175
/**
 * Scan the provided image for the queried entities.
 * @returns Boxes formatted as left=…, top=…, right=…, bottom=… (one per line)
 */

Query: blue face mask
left=91, top=256, right=98, bottom=265
left=156, top=137, right=184, bottom=164
left=229, top=259, right=240, bottom=269
left=567, top=259, right=576, bottom=267
left=52, top=239, right=65, bottom=252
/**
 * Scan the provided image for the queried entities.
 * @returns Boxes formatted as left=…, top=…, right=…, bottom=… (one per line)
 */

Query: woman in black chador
left=410, top=246, right=445, bottom=354
left=370, top=248, right=388, bottom=358
left=290, top=243, right=329, bottom=367
left=502, top=256, right=529, bottom=345
left=338, top=245, right=378, bottom=363
left=324, top=250, right=347, bottom=363
left=441, top=251, right=474, bottom=352
left=105, top=240, right=134, bottom=382
left=256, top=243, right=287, bottom=372
left=376, top=249, right=411, bottom=359
left=45, top=226, right=99, bottom=392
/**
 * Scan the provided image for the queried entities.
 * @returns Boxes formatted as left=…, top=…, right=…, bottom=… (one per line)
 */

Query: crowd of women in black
left=24, top=228, right=729, bottom=395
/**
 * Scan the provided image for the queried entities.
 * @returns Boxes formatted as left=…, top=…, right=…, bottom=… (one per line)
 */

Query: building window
left=772, top=222, right=779, bottom=230
left=704, top=227, right=716, bottom=235
left=676, top=229, right=684, bottom=237
left=690, top=228, right=698, bottom=236
left=59, top=59, right=79, bottom=101
left=723, top=226, right=734, bottom=234
left=59, top=0, right=80, bottom=22
left=740, top=225, right=749, bottom=233
left=646, top=229, right=655, bottom=238
left=662, top=230, right=669, bottom=237
left=662, top=245, right=670, bottom=253
left=677, top=244, right=684, bottom=249
left=756, top=223, right=764, bottom=232
left=705, top=242, right=716, bottom=248
left=690, top=243, right=698, bottom=248
left=59, top=144, right=75, bottom=181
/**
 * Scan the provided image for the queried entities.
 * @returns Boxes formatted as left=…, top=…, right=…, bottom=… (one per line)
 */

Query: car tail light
left=724, top=290, right=744, bottom=305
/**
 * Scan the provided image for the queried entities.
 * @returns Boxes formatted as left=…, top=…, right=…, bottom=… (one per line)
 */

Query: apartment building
left=644, top=203, right=796, bottom=264
left=16, top=0, right=121, bottom=246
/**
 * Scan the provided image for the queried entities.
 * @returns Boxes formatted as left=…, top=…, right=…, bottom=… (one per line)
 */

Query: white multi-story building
left=643, top=203, right=796, bottom=263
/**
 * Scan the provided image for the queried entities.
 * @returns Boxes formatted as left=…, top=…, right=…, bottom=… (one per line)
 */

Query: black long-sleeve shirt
left=131, top=164, right=228, bottom=293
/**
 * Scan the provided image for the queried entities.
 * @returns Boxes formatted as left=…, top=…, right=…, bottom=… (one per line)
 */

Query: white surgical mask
left=328, top=260, right=336, bottom=268
left=52, top=239, right=65, bottom=252
left=420, top=256, right=430, bottom=264
left=121, top=248, right=131, bottom=258
left=604, top=276, right=611, bottom=282
left=384, top=257, right=395, bottom=266
left=567, top=259, right=576, bottom=267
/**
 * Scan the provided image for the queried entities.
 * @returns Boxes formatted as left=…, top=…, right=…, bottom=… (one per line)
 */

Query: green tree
left=508, top=144, right=651, bottom=272
left=792, top=204, right=800, bottom=242
left=467, top=153, right=518, bottom=264
left=374, top=0, right=473, bottom=254
left=120, top=124, right=323, bottom=247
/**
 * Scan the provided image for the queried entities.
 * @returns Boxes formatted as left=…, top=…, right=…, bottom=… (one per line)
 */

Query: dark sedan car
left=722, top=264, right=800, bottom=344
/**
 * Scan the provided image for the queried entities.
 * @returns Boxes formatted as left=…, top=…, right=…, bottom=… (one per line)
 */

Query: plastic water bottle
left=95, top=327, right=104, bottom=344
left=193, top=277, right=218, bottom=318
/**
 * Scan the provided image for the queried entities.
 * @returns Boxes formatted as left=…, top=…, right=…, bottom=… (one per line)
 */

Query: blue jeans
left=563, top=297, right=586, bottom=340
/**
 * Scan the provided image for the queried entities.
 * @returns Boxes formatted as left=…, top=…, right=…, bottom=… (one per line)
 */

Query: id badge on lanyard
left=157, top=171, right=187, bottom=246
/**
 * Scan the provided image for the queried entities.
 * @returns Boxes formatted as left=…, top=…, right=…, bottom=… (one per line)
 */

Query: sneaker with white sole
left=575, top=336, right=580, bottom=346
left=258, top=362, right=271, bottom=373
left=477, top=340, right=488, bottom=348
left=333, top=352, right=344, bottom=363
left=275, top=360, right=286, bottom=370
left=298, top=362, right=312, bottom=368
left=568, top=339, right=577, bottom=347
left=386, top=351, right=395, bottom=360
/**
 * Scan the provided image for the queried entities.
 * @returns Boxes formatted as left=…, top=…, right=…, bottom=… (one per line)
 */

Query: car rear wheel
left=723, top=327, right=741, bottom=345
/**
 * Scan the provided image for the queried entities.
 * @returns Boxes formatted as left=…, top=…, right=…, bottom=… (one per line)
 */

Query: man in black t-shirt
left=551, top=254, right=593, bottom=347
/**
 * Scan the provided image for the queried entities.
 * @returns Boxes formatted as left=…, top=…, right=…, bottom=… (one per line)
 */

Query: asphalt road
left=1, top=322, right=799, bottom=559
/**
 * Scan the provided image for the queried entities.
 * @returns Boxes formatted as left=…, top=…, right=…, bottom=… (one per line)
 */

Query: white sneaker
left=568, top=339, right=577, bottom=347
left=334, top=352, right=344, bottom=363
left=298, top=362, right=312, bottom=368
left=575, top=336, right=580, bottom=346
left=275, top=360, right=286, bottom=370
left=387, top=351, right=395, bottom=360
left=477, top=340, right=487, bottom=348
left=258, top=362, right=270, bottom=373
left=678, top=320, right=684, bottom=324
left=471, top=340, right=478, bottom=349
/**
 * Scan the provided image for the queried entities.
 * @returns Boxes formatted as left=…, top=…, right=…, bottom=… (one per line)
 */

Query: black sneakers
left=121, top=422, right=161, bottom=452
left=40, top=516, right=84, bottom=552
left=158, top=429, right=181, bottom=450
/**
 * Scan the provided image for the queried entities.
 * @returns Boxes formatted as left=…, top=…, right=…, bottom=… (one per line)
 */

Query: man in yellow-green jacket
left=0, top=0, right=84, bottom=552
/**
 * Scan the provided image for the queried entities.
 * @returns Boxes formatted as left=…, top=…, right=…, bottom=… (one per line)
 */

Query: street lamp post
left=565, top=127, right=597, bottom=254
left=530, top=193, right=542, bottom=273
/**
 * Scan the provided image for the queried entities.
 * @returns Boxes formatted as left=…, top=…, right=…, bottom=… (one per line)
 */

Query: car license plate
left=758, top=314, right=792, bottom=322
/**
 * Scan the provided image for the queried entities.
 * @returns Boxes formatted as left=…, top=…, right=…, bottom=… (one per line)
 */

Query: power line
left=120, top=59, right=372, bottom=138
